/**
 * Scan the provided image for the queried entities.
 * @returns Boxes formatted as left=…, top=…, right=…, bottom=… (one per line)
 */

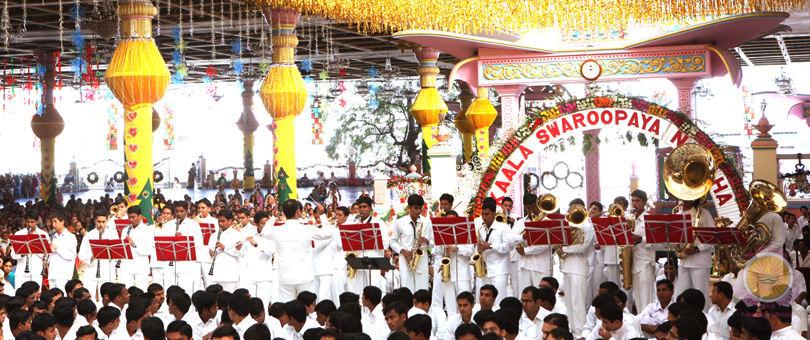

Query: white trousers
left=279, top=281, right=314, bottom=302
left=563, top=273, right=588, bottom=336
left=508, top=261, right=520, bottom=297
left=200, top=263, right=213, bottom=288
left=443, top=280, right=472, bottom=315
left=400, top=269, right=429, bottom=293
left=482, top=274, right=508, bottom=306
left=346, top=270, right=383, bottom=294
left=604, top=264, right=620, bottom=287
left=314, top=275, right=334, bottom=302
left=150, top=268, right=165, bottom=287
left=431, top=269, right=444, bottom=310
left=216, top=281, right=238, bottom=292
left=16, top=273, right=43, bottom=289
left=590, top=263, right=605, bottom=299
left=163, top=271, right=199, bottom=293
left=518, top=270, right=548, bottom=293
left=632, top=268, right=655, bottom=313
left=245, top=281, right=274, bottom=305
left=675, top=266, right=711, bottom=311
left=50, top=279, right=69, bottom=292
left=119, top=274, right=150, bottom=289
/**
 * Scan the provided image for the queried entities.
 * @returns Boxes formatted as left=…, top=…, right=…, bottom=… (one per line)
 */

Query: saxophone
left=408, top=218, right=424, bottom=271
left=472, top=226, right=488, bottom=278
left=440, top=251, right=451, bottom=282
left=619, top=206, right=635, bottom=290
left=346, top=252, right=358, bottom=279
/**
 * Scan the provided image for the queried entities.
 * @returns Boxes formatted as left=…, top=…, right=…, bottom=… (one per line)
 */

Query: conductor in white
left=391, top=194, right=434, bottom=292
left=267, top=199, right=336, bottom=302
left=48, top=211, right=78, bottom=291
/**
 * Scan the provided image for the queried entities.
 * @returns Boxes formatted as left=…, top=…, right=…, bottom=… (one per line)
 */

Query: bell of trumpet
left=607, top=204, right=624, bottom=217
left=537, top=193, right=558, bottom=214
left=110, top=205, right=119, bottom=217
left=495, top=211, right=508, bottom=223
left=728, top=179, right=787, bottom=268
left=556, top=204, right=587, bottom=260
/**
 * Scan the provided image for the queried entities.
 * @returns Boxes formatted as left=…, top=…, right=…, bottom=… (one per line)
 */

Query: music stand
left=339, top=223, right=388, bottom=284
left=523, top=220, right=571, bottom=274
left=645, top=214, right=693, bottom=255
left=693, top=227, right=745, bottom=245
left=114, top=219, right=130, bottom=238
left=89, top=239, right=132, bottom=282
left=9, top=234, right=50, bottom=283
left=592, top=216, right=635, bottom=280
left=432, top=216, right=477, bottom=280
left=199, top=223, right=216, bottom=246
left=154, top=236, right=197, bottom=284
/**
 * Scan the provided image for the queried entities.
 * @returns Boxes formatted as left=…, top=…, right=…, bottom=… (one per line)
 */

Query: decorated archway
left=467, top=96, right=750, bottom=223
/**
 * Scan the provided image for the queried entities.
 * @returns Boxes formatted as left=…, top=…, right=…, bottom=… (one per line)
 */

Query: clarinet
left=24, top=226, right=32, bottom=274
left=95, top=225, right=103, bottom=278
left=41, top=229, right=55, bottom=276
left=169, top=217, right=184, bottom=266
left=207, top=228, right=224, bottom=276
left=116, top=225, right=133, bottom=269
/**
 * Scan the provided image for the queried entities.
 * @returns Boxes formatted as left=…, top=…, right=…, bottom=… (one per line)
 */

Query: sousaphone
left=663, top=143, right=716, bottom=256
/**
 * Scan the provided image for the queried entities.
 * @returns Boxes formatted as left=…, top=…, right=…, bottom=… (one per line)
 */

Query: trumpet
left=208, top=227, right=224, bottom=276
left=555, top=204, right=587, bottom=260
left=440, top=256, right=451, bottom=282
left=346, top=252, right=358, bottom=279
left=494, top=211, right=508, bottom=224
left=110, top=205, right=119, bottom=217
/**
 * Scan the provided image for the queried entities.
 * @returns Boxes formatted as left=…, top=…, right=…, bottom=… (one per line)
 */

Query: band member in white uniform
left=78, top=210, right=120, bottom=302
left=159, top=201, right=203, bottom=293
left=13, top=210, right=47, bottom=286
left=150, top=205, right=174, bottom=287
left=346, top=196, right=389, bottom=294
left=120, top=206, right=155, bottom=288
left=630, top=189, right=655, bottom=314
left=559, top=199, right=596, bottom=336
left=48, top=211, right=78, bottom=291
left=431, top=193, right=455, bottom=310
left=501, top=197, right=520, bottom=298
left=391, top=194, right=434, bottom=292
left=515, top=194, right=552, bottom=289
left=312, top=204, right=340, bottom=302
left=267, top=199, right=336, bottom=302
left=242, top=210, right=276, bottom=305
left=434, top=210, right=474, bottom=315
left=673, top=198, right=714, bottom=310
left=196, top=199, right=218, bottom=288
left=208, top=209, right=245, bottom=292
left=476, top=200, right=520, bottom=307
left=604, top=197, right=629, bottom=286
left=588, top=201, right=606, bottom=299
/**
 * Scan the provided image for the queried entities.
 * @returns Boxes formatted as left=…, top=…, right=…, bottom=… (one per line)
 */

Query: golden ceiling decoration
left=254, top=0, right=804, bottom=34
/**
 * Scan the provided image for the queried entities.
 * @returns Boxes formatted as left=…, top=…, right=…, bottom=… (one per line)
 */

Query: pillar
left=30, top=51, right=65, bottom=205
left=495, top=85, right=527, bottom=216
left=670, top=78, right=699, bottom=118
left=259, top=8, right=307, bottom=203
left=237, top=80, right=259, bottom=190
left=751, top=115, right=778, bottom=184
left=428, top=128, right=458, bottom=205
left=630, top=161, right=639, bottom=194
left=585, top=129, right=601, bottom=205
left=410, top=47, right=448, bottom=175
left=104, top=0, right=170, bottom=222
left=373, top=174, right=390, bottom=209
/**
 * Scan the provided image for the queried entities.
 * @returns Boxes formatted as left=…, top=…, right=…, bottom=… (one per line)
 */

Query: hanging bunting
left=163, top=103, right=175, bottom=150
left=171, top=25, right=187, bottom=85
left=311, top=98, right=323, bottom=145
left=107, top=104, right=119, bottom=150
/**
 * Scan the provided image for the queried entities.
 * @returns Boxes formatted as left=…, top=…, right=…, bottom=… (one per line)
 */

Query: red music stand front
left=89, top=239, right=133, bottom=261
left=431, top=216, right=477, bottom=246
left=154, top=236, right=197, bottom=262
left=114, top=219, right=130, bottom=238
left=693, top=227, right=745, bottom=245
left=523, top=220, right=572, bottom=246
left=592, top=217, right=634, bottom=246
left=9, top=234, right=52, bottom=256
left=339, top=223, right=384, bottom=252
left=199, top=223, right=216, bottom=245
left=645, top=214, right=693, bottom=244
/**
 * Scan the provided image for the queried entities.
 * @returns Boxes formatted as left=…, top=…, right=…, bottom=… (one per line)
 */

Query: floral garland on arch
left=466, top=95, right=751, bottom=217
left=386, top=176, right=431, bottom=190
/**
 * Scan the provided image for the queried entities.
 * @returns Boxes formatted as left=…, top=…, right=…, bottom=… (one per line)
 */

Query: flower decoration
left=259, top=60, right=271, bottom=74
left=366, top=66, right=378, bottom=78
left=301, top=58, right=313, bottom=73
left=205, top=65, right=217, bottom=78
left=230, top=39, right=243, bottom=55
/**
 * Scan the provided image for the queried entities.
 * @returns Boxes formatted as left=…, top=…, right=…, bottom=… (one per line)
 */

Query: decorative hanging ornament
left=366, top=66, right=378, bottom=78
left=318, top=69, right=329, bottom=80
left=301, top=58, right=313, bottom=73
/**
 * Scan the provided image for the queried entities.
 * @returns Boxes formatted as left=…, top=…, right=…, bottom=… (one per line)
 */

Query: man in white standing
left=434, top=210, right=474, bottom=316
left=78, top=210, right=120, bottom=303
left=195, top=199, right=218, bottom=288
left=120, top=206, right=155, bottom=288
left=208, top=209, right=245, bottom=292
left=48, top=210, right=78, bottom=291
left=559, top=199, right=596, bottom=336
left=150, top=205, right=174, bottom=287
left=234, top=208, right=255, bottom=289
left=390, top=194, right=434, bottom=292
left=514, top=193, right=552, bottom=290
left=346, top=196, right=388, bottom=293
left=312, top=204, right=340, bottom=302
left=630, top=189, right=655, bottom=314
left=673, top=197, right=714, bottom=310
left=476, top=200, right=520, bottom=306
left=159, top=201, right=203, bottom=293
left=267, top=199, right=335, bottom=302
left=13, top=210, right=47, bottom=285
left=241, top=210, right=275, bottom=305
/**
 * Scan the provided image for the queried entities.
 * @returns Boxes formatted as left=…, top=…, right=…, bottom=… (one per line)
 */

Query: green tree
left=325, top=97, right=422, bottom=171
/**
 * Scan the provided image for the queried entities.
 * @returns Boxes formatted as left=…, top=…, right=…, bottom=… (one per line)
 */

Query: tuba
left=556, top=204, right=587, bottom=260
left=663, top=143, right=715, bottom=258
left=727, top=180, right=787, bottom=268
left=610, top=204, right=634, bottom=290
left=513, top=194, right=559, bottom=259
left=346, top=252, right=358, bottom=279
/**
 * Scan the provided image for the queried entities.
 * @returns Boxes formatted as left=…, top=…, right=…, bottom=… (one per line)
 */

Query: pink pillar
left=670, top=78, right=699, bottom=118
left=495, top=85, right=526, bottom=217
left=584, top=129, right=601, bottom=205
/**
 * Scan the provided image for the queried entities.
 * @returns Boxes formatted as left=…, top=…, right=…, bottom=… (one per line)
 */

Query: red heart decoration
left=273, top=160, right=279, bottom=167
left=129, top=128, right=138, bottom=137
left=127, top=160, right=138, bottom=170
left=128, top=144, right=139, bottom=154
left=127, top=111, right=138, bottom=121
left=273, top=147, right=279, bottom=154
left=272, top=122, right=278, bottom=130
left=128, top=193, right=138, bottom=202
left=128, top=177, right=138, bottom=186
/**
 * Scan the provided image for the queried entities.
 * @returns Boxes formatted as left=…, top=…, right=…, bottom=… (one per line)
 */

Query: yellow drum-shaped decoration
left=410, top=87, right=447, bottom=127
left=259, top=65, right=307, bottom=120
left=105, top=39, right=170, bottom=106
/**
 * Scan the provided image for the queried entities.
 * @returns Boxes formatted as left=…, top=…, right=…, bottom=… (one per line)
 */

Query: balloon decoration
left=30, top=51, right=64, bottom=205
left=409, top=47, right=447, bottom=174
left=104, top=0, right=170, bottom=223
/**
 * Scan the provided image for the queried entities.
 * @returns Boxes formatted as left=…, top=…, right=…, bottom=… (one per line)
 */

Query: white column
left=428, top=144, right=459, bottom=204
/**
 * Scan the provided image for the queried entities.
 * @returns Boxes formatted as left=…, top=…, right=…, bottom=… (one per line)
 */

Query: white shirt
left=312, top=216, right=340, bottom=275
left=581, top=306, right=598, bottom=338
left=234, top=316, right=258, bottom=340
left=207, top=226, right=245, bottom=282
left=787, top=222, right=802, bottom=251
left=679, top=207, right=714, bottom=268
left=519, top=308, right=549, bottom=339
left=792, top=251, right=810, bottom=268
left=77, top=226, right=121, bottom=283
left=183, top=311, right=218, bottom=340
left=442, top=314, right=473, bottom=340
left=513, top=217, right=553, bottom=273
left=121, top=223, right=154, bottom=276
left=364, top=305, right=390, bottom=340
left=631, top=212, right=656, bottom=274
left=475, top=220, right=520, bottom=276
left=560, top=219, right=596, bottom=276
left=267, top=220, right=335, bottom=285
left=772, top=326, right=804, bottom=340
left=157, top=218, right=203, bottom=273
left=791, top=302, right=808, bottom=335
left=391, top=216, right=435, bottom=274
left=762, top=212, right=787, bottom=251
left=49, top=228, right=78, bottom=280
left=282, top=318, right=320, bottom=340
left=708, top=303, right=735, bottom=340
left=638, top=300, right=672, bottom=329
left=607, top=319, right=642, bottom=340
left=242, top=223, right=276, bottom=283
left=434, top=244, right=474, bottom=282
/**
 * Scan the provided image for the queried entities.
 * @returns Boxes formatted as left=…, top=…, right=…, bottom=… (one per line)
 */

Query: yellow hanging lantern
left=454, top=83, right=476, bottom=161
left=410, top=47, right=448, bottom=173
left=466, top=87, right=497, bottom=157
left=104, top=0, right=170, bottom=222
